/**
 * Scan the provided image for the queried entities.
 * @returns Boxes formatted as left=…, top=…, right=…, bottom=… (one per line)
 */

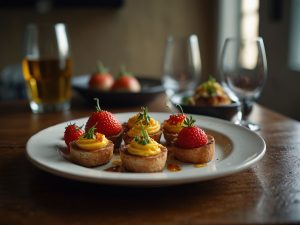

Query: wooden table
left=1, top=95, right=300, bottom=225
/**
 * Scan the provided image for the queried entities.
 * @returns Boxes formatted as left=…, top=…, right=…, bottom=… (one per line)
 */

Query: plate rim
left=26, top=112, right=266, bottom=186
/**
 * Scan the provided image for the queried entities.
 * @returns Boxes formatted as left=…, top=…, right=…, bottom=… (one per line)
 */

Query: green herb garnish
left=202, top=76, right=217, bottom=96
left=84, top=124, right=97, bottom=139
left=134, top=123, right=150, bottom=145
left=137, top=107, right=151, bottom=125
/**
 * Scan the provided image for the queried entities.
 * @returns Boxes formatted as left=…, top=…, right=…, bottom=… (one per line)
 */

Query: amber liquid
left=22, top=58, right=72, bottom=104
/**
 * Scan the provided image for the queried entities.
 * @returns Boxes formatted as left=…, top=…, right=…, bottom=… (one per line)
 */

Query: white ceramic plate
left=26, top=112, right=266, bottom=187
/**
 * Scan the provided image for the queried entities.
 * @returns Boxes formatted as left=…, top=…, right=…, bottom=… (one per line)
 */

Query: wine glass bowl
left=162, top=34, right=201, bottom=97
left=220, top=37, right=267, bottom=130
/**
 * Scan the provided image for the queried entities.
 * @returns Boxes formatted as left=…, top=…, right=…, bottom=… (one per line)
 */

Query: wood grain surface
left=0, top=95, right=299, bottom=225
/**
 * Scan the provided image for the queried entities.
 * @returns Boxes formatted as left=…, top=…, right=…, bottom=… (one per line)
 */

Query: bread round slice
left=163, top=129, right=178, bottom=146
left=119, top=145, right=167, bottom=173
left=107, top=129, right=124, bottom=152
left=171, top=135, right=215, bottom=164
left=69, top=141, right=114, bottom=167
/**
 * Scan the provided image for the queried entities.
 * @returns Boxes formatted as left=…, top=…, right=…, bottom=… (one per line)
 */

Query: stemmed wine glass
left=220, top=37, right=267, bottom=131
left=162, top=34, right=201, bottom=110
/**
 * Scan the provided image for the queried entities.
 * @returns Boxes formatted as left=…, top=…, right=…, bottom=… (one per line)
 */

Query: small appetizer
left=85, top=98, right=123, bottom=150
left=120, top=124, right=167, bottom=172
left=70, top=125, right=114, bottom=167
left=163, top=105, right=186, bottom=145
left=171, top=115, right=215, bottom=164
left=123, top=107, right=162, bottom=144
left=187, top=76, right=231, bottom=106
left=64, top=123, right=84, bottom=152
left=88, top=61, right=114, bottom=91
left=111, top=65, right=141, bottom=92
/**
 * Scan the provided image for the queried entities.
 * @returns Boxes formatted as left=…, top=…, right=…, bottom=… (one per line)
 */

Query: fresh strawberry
left=175, top=116, right=208, bottom=148
left=88, top=61, right=114, bottom=91
left=85, top=98, right=122, bottom=137
left=64, top=123, right=84, bottom=151
left=111, top=65, right=141, bottom=92
left=166, top=105, right=186, bottom=125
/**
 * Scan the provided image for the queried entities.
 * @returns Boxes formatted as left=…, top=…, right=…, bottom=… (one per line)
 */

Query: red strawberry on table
left=64, top=123, right=84, bottom=151
left=111, top=65, right=141, bottom=92
left=175, top=116, right=208, bottom=149
left=88, top=61, right=114, bottom=91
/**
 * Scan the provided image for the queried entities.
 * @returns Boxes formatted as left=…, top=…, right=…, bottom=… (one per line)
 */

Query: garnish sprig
left=183, top=115, right=196, bottom=127
left=203, top=76, right=217, bottom=97
left=137, top=107, right=151, bottom=125
left=134, top=123, right=150, bottom=145
left=93, top=98, right=103, bottom=112
left=84, top=124, right=97, bottom=139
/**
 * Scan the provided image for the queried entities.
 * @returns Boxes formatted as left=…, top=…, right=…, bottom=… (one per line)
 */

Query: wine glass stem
left=241, top=98, right=253, bottom=120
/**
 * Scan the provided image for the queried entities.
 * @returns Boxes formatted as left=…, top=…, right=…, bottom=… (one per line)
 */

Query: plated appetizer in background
left=170, top=76, right=240, bottom=121
left=187, top=76, right=231, bottom=106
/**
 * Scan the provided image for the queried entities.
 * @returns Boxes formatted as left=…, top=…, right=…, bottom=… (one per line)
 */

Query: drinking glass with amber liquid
left=22, top=23, right=73, bottom=113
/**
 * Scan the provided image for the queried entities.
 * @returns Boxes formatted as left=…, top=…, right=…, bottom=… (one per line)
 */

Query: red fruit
left=167, top=114, right=186, bottom=125
left=111, top=65, right=141, bottom=92
left=175, top=116, right=208, bottom=148
left=166, top=105, right=186, bottom=125
left=88, top=61, right=114, bottom=91
left=85, top=98, right=122, bottom=137
left=64, top=123, right=84, bottom=150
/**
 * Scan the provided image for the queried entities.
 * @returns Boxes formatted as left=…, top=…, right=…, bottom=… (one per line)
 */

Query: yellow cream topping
left=127, top=114, right=139, bottom=128
left=75, top=133, right=109, bottom=151
left=127, top=118, right=160, bottom=137
left=128, top=138, right=161, bottom=156
left=164, top=121, right=184, bottom=133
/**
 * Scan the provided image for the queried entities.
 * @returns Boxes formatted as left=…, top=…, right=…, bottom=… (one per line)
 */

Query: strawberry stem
left=176, top=104, right=184, bottom=115
left=118, top=64, right=132, bottom=77
left=94, top=98, right=102, bottom=112
left=96, top=61, right=109, bottom=74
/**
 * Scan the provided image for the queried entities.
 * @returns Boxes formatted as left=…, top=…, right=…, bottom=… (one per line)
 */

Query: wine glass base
left=238, top=120, right=260, bottom=131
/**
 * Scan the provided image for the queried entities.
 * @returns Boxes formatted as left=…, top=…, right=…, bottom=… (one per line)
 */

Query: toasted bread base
left=163, top=129, right=178, bottom=146
left=107, top=129, right=124, bottom=152
left=119, top=145, right=167, bottom=173
left=171, top=135, right=215, bottom=164
left=70, top=141, right=114, bottom=167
